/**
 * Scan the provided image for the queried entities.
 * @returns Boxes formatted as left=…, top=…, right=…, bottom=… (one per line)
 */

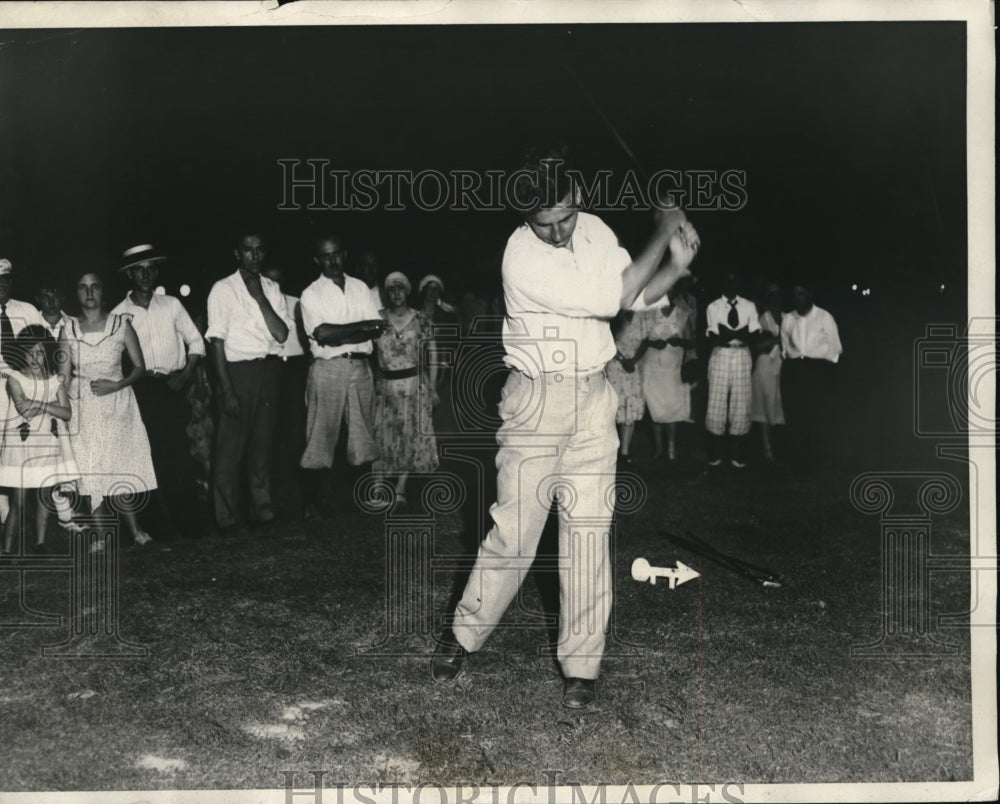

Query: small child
left=0, top=325, right=81, bottom=555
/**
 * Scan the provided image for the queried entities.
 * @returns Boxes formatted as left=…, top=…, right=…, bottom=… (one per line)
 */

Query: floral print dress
left=606, top=312, right=646, bottom=425
left=373, top=310, right=439, bottom=474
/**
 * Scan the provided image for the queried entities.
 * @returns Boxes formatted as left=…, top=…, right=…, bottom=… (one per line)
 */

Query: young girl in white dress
left=0, top=325, right=81, bottom=554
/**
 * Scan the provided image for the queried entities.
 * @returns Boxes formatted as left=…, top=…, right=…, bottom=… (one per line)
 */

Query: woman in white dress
left=60, top=273, right=156, bottom=546
left=638, top=279, right=697, bottom=462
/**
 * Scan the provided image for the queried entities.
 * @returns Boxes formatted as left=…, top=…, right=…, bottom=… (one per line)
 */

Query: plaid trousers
left=705, top=346, right=752, bottom=436
left=300, top=357, right=378, bottom=470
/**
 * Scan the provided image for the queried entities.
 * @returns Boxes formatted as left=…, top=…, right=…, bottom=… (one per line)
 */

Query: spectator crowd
left=0, top=231, right=841, bottom=554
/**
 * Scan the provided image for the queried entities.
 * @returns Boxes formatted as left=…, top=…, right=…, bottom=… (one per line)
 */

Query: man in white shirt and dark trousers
left=112, top=244, right=207, bottom=539
left=206, top=232, right=292, bottom=533
left=780, top=284, right=843, bottom=466
left=431, top=148, right=701, bottom=708
left=298, top=235, right=385, bottom=521
left=704, top=272, right=761, bottom=469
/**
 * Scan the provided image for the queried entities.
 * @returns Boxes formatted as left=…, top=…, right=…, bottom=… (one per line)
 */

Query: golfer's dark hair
left=510, top=143, right=577, bottom=218
left=9, top=324, right=61, bottom=376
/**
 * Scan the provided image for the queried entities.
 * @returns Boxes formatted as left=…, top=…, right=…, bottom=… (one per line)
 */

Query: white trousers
left=452, top=368, right=619, bottom=680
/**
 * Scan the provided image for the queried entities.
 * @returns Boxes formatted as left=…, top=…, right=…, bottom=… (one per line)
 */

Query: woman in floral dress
left=373, top=272, right=439, bottom=507
left=60, top=272, right=156, bottom=546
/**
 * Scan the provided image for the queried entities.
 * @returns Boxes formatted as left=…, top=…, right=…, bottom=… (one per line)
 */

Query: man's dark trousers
left=781, top=356, right=836, bottom=465
left=213, top=356, right=282, bottom=528
left=133, top=373, right=200, bottom=536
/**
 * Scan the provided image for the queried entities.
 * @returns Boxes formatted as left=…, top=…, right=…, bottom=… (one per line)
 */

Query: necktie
left=727, top=299, right=739, bottom=329
left=1, top=304, right=13, bottom=368
left=0, top=304, right=13, bottom=344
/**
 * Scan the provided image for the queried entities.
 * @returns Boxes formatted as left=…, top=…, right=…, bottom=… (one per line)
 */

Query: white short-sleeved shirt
left=781, top=304, right=842, bottom=363
left=705, top=295, right=761, bottom=345
left=41, top=312, right=72, bottom=340
left=0, top=298, right=44, bottom=370
left=111, top=291, right=206, bottom=374
left=205, top=271, right=292, bottom=362
left=299, top=273, right=381, bottom=359
left=501, top=211, right=667, bottom=377
left=280, top=294, right=305, bottom=359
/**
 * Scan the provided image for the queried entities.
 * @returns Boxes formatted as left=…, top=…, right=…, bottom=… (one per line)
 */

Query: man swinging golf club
left=431, top=146, right=701, bottom=708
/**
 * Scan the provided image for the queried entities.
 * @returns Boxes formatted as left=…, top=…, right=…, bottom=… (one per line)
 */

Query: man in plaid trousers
left=704, top=272, right=760, bottom=468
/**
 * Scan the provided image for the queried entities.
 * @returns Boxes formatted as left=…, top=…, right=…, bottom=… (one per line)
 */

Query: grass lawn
left=0, top=458, right=974, bottom=792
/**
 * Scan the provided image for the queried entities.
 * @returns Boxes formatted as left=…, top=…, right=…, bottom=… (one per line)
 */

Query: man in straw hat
left=112, top=243, right=207, bottom=539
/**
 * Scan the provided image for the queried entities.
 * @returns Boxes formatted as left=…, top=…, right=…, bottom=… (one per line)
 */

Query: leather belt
left=378, top=366, right=420, bottom=380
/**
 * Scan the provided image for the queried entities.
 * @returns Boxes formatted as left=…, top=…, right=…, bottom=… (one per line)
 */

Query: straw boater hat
left=0, top=258, right=13, bottom=276
left=120, top=244, right=167, bottom=272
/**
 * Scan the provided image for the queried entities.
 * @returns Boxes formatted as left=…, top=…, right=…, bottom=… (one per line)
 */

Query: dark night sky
left=0, top=22, right=968, bottom=308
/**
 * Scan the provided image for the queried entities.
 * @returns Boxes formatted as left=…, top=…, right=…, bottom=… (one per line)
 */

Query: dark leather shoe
left=430, top=631, right=467, bottom=683
left=562, top=677, right=597, bottom=709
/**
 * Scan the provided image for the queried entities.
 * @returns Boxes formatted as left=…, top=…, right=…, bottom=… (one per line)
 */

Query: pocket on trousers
left=497, top=370, right=522, bottom=419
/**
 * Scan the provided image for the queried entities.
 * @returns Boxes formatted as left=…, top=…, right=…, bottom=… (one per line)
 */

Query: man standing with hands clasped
left=431, top=148, right=701, bottom=708
left=704, top=272, right=761, bottom=470
left=206, top=232, right=291, bottom=533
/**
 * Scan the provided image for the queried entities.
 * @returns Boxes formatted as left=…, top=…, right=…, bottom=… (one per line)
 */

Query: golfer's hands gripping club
left=669, top=221, right=701, bottom=277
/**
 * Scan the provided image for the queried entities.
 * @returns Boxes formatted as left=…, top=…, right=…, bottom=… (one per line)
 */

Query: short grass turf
left=0, top=461, right=974, bottom=790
